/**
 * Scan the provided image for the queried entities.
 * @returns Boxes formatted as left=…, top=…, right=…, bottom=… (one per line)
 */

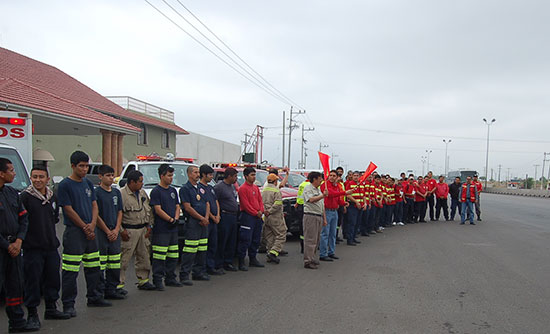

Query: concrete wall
left=176, top=132, right=241, bottom=165
left=34, top=123, right=176, bottom=178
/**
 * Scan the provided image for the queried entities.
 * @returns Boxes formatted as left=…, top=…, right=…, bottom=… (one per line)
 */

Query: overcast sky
left=1, top=0, right=549, bottom=179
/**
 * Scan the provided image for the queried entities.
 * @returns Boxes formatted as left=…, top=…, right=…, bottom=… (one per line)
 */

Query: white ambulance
left=0, top=110, right=32, bottom=191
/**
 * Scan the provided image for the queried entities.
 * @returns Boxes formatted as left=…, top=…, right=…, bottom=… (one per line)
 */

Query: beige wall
left=34, top=123, right=176, bottom=178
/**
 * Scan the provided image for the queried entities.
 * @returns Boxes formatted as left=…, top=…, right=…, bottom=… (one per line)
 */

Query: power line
left=315, top=122, right=550, bottom=144
left=161, top=0, right=293, bottom=106
left=174, top=0, right=305, bottom=110
left=144, top=0, right=294, bottom=107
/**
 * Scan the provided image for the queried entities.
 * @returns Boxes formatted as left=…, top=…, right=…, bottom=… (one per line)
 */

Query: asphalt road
left=2, top=193, right=549, bottom=333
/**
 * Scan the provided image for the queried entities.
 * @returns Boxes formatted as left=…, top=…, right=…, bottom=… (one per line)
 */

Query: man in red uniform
left=472, top=175, right=483, bottom=221
left=425, top=171, right=437, bottom=221
left=344, top=172, right=362, bottom=245
left=435, top=175, right=450, bottom=221
left=393, top=178, right=405, bottom=225
left=384, top=178, right=396, bottom=227
left=403, top=176, right=415, bottom=224
left=414, top=176, right=427, bottom=223
left=459, top=176, right=478, bottom=225
left=236, top=167, right=265, bottom=271
left=372, top=175, right=384, bottom=232
left=319, top=170, right=351, bottom=261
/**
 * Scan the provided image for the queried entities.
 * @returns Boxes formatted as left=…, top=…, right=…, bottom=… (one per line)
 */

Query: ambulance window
left=0, top=147, right=30, bottom=192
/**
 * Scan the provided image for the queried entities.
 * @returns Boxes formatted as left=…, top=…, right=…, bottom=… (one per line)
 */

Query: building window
left=161, top=129, right=170, bottom=149
left=138, top=123, right=147, bottom=145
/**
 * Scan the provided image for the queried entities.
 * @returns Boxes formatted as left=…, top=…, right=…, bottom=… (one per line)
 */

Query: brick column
left=100, top=130, right=112, bottom=166
left=111, top=132, right=118, bottom=172
left=116, top=133, right=125, bottom=175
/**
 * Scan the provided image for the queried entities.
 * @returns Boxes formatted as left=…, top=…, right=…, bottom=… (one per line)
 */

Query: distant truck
left=447, top=170, right=478, bottom=182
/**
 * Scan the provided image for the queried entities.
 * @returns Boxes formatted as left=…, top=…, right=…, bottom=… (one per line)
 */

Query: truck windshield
left=0, top=147, right=31, bottom=191
left=138, top=163, right=190, bottom=187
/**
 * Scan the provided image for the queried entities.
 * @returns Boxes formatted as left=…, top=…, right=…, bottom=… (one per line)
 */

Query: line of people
left=0, top=151, right=484, bottom=332
left=294, top=169, right=484, bottom=269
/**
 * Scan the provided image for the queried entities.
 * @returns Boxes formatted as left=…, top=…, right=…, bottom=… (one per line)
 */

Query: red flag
left=318, top=151, right=330, bottom=179
left=359, top=162, right=378, bottom=183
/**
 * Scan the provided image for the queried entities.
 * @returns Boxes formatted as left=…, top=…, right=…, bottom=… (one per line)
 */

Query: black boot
left=249, top=257, right=265, bottom=268
left=25, top=308, right=41, bottom=331
left=266, top=253, right=280, bottom=264
left=238, top=258, right=248, bottom=271
left=44, top=303, right=71, bottom=320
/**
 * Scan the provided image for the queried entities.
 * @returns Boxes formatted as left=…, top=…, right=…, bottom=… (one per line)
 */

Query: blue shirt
left=58, top=177, right=96, bottom=226
left=179, top=181, right=207, bottom=218
left=150, top=185, right=179, bottom=233
left=200, top=182, right=218, bottom=216
left=96, top=187, right=122, bottom=229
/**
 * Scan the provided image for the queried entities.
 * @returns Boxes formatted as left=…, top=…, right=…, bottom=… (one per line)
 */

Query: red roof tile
left=0, top=78, right=140, bottom=132
left=0, top=47, right=188, bottom=134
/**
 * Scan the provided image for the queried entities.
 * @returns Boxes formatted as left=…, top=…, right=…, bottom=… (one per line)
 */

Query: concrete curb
left=485, top=188, right=550, bottom=198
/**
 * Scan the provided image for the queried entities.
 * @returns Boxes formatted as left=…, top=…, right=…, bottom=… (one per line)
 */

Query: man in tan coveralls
left=118, top=170, right=156, bottom=292
left=261, top=174, right=287, bottom=264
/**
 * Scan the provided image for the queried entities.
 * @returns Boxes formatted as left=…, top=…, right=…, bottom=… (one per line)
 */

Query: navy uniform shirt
left=179, top=181, right=207, bottom=219
left=214, top=181, right=239, bottom=213
left=199, top=182, right=218, bottom=217
left=0, top=184, right=29, bottom=249
left=96, top=187, right=123, bottom=229
left=150, top=185, right=179, bottom=233
left=20, top=191, right=59, bottom=250
left=57, top=177, right=96, bottom=226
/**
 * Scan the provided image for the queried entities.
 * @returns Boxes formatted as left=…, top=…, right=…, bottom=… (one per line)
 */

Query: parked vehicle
left=0, top=143, right=31, bottom=192
left=212, top=164, right=301, bottom=235
left=0, top=110, right=32, bottom=170
left=115, top=154, right=197, bottom=253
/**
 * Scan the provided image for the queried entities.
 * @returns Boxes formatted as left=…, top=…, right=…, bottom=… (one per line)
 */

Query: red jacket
left=473, top=181, right=483, bottom=192
left=238, top=182, right=264, bottom=216
left=345, top=180, right=363, bottom=205
left=426, top=178, right=437, bottom=194
left=373, top=183, right=384, bottom=208
left=321, top=181, right=347, bottom=210
left=394, top=184, right=403, bottom=202
left=414, top=182, right=427, bottom=202
left=435, top=183, right=449, bottom=198
left=403, top=183, right=415, bottom=198
left=386, top=186, right=396, bottom=205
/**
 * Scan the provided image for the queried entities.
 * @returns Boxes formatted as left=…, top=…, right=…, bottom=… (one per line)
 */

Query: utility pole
left=318, top=143, right=329, bottom=169
left=287, top=107, right=304, bottom=170
left=542, top=152, right=549, bottom=190
left=303, top=147, right=309, bottom=169
left=534, top=164, right=540, bottom=189
left=425, top=150, right=432, bottom=173
left=331, top=153, right=339, bottom=168
left=498, top=164, right=502, bottom=183
left=506, top=168, right=511, bottom=182
left=491, top=168, right=494, bottom=183
left=300, top=124, right=314, bottom=169
left=483, top=118, right=496, bottom=188
left=443, top=139, right=452, bottom=177
left=282, top=111, right=285, bottom=167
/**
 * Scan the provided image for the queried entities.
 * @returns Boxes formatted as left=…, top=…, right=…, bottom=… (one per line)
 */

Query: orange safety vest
left=461, top=184, right=477, bottom=203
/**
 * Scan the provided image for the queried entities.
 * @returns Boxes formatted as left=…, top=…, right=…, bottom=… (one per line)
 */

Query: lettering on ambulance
left=0, top=127, right=25, bottom=138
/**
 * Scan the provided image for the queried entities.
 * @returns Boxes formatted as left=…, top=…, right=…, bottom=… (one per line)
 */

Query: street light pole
left=421, top=156, right=427, bottom=176
left=443, top=139, right=452, bottom=177
left=483, top=118, right=496, bottom=188
left=318, top=143, right=328, bottom=169
left=425, top=150, right=432, bottom=174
